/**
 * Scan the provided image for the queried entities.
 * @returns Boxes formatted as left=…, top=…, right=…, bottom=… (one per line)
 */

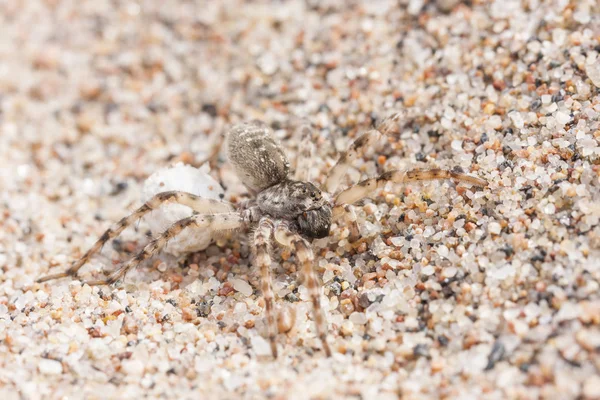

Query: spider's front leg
left=83, top=212, right=243, bottom=286
left=330, top=168, right=487, bottom=240
left=334, top=168, right=487, bottom=207
left=274, top=222, right=332, bottom=357
left=37, top=191, right=233, bottom=283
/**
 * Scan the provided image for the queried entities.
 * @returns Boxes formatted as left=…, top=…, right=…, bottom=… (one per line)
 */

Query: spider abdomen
left=227, top=121, right=290, bottom=193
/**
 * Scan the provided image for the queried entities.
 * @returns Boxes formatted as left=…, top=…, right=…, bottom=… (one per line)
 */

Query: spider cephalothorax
left=255, top=180, right=332, bottom=238
left=37, top=114, right=487, bottom=357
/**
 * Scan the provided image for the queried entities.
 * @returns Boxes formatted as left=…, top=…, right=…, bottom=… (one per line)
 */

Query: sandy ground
left=1, top=0, right=600, bottom=399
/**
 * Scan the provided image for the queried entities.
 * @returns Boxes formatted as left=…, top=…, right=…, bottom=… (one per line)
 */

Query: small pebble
left=586, top=61, right=600, bottom=88
left=251, top=335, right=272, bottom=357
left=231, top=279, right=253, bottom=297
left=121, top=359, right=145, bottom=376
left=555, top=111, right=571, bottom=126
left=349, top=312, right=367, bottom=325
left=489, top=222, right=501, bottom=235
left=442, top=267, right=458, bottom=279
left=38, top=359, right=63, bottom=375
left=437, top=245, right=449, bottom=259
left=341, top=320, right=354, bottom=336
left=583, top=375, right=600, bottom=399
left=277, top=306, right=295, bottom=333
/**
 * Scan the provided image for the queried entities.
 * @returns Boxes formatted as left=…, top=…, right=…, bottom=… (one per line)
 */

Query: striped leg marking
left=83, top=212, right=243, bottom=286
left=37, top=191, right=232, bottom=283
left=274, top=223, right=332, bottom=356
left=335, top=168, right=488, bottom=206
left=253, top=218, right=277, bottom=357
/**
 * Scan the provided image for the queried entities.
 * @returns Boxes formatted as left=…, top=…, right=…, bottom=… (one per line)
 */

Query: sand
left=1, top=0, right=599, bottom=399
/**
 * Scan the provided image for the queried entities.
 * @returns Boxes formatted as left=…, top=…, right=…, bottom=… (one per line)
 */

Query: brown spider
left=37, top=113, right=487, bottom=357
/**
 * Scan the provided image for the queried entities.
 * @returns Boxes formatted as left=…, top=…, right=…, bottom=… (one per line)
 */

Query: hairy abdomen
left=227, top=121, right=290, bottom=193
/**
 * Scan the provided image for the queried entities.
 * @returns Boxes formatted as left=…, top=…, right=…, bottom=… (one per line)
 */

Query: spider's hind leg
left=37, top=192, right=233, bottom=283
left=83, top=212, right=243, bottom=286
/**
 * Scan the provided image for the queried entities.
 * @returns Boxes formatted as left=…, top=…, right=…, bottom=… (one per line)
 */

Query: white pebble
left=121, top=359, right=145, bottom=376
left=233, top=302, right=247, bottom=314
left=486, top=115, right=503, bottom=130
left=442, top=266, right=457, bottom=279
left=156, top=262, right=167, bottom=272
left=489, top=222, right=501, bottom=235
left=38, top=359, right=63, bottom=375
left=257, top=53, right=278, bottom=75
left=555, top=111, right=571, bottom=126
left=508, top=111, right=524, bottom=129
left=544, top=204, right=556, bottom=215
left=586, top=61, right=600, bottom=88
left=194, top=357, right=213, bottom=373
left=451, top=140, right=463, bottom=151
left=142, top=163, right=225, bottom=256
left=390, top=236, right=403, bottom=247
left=551, top=29, right=567, bottom=46
left=232, top=278, right=253, bottom=297
left=512, top=319, right=529, bottom=337
left=341, top=320, right=354, bottom=335
left=575, top=7, right=591, bottom=23
left=422, top=265, right=435, bottom=276
left=349, top=312, right=367, bottom=325
left=541, top=94, right=552, bottom=104
left=583, top=375, right=600, bottom=399
left=437, top=245, right=449, bottom=259
left=251, top=335, right=272, bottom=356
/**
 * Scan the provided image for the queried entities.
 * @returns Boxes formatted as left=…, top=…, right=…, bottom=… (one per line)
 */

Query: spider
left=37, top=113, right=487, bottom=357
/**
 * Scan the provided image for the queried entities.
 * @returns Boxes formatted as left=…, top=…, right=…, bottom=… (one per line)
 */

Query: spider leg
left=334, top=168, right=488, bottom=207
left=83, top=212, right=243, bottom=286
left=274, top=222, right=331, bottom=357
left=338, top=204, right=360, bottom=243
left=323, top=112, right=404, bottom=194
left=322, top=129, right=382, bottom=194
left=253, top=217, right=278, bottom=357
left=37, top=192, right=233, bottom=283
left=293, top=121, right=316, bottom=182
left=192, top=126, right=225, bottom=170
